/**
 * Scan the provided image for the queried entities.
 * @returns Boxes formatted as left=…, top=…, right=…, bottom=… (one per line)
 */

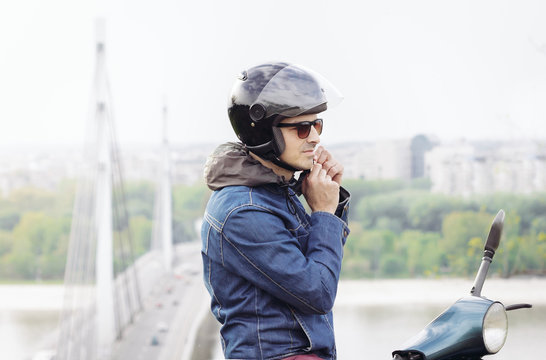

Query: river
left=2, top=278, right=545, bottom=359
left=333, top=278, right=546, bottom=359
left=0, top=285, right=63, bottom=360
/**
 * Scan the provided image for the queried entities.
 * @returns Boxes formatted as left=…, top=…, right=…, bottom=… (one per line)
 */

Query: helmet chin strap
left=244, top=142, right=301, bottom=174
left=267, top=121, right=301, bottom=172
left=269, top=154, right=300, bottom=173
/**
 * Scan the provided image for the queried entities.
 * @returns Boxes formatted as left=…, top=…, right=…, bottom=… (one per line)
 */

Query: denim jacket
left=201, top=143, right=350, bottom=360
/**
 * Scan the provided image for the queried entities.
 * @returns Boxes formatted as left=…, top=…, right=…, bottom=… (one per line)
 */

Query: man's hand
left=313, top=146, right=344, bottom=185
left=302, top=163, right=339, bottom=214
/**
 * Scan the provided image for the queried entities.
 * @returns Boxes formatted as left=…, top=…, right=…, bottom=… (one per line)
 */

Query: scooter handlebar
left=506, top=303, right=532, bottom=311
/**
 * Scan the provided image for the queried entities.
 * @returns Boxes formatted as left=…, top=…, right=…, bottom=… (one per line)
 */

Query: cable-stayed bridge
left=49, top=21, right=212, bottom=360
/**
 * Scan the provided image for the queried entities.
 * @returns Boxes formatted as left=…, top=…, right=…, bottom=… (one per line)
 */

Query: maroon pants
left=282, top=355, right=323, bottom=360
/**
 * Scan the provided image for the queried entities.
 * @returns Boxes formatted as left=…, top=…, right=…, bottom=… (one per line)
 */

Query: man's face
left=278, top=114, right=321, bottom=170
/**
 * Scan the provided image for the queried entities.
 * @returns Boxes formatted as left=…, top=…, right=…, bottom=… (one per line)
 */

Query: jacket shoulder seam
left=221, top=202, right=275, bottom=231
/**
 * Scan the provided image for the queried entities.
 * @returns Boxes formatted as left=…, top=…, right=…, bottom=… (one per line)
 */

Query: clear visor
left=255, top=64, right=343, bottom=118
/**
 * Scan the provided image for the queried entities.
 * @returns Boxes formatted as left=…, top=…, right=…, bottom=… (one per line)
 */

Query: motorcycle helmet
left=228, top=61, right=342, bottom=171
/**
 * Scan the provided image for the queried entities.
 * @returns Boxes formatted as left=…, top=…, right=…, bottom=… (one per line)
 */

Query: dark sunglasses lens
left=296, top=120, right=323, bottom=138
left=297, top=124, right=312, bottom=138
left=314, top=119, right=323, bottom=135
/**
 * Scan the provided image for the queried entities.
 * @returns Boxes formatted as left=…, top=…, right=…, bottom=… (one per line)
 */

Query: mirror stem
left=470, top=250, right=494, bottom=297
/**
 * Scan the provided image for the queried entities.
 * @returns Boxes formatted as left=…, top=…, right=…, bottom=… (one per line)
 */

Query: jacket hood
left=204, top=142, right=288, bottom=191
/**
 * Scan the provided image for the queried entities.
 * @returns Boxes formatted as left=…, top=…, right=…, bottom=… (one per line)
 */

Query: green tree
left=508, top=216, right=546, bottom=275
left=0, top=211, right=20, bottom=231
left=6, top=188, right=58, bottom=213
left=342, top=226, right=396, bottom=278
left=441, top=211, right=493, bottom=275
left=123, top=181, right=155, bottom=219
left=173, top=183, right=210, bottom=243
left=479, top=193, right=546, bottom=234
left=0, top=230, right=15, bottom=278
left=9, top=212, right=70, bottom=280
left=0, top=230, right=13, bottom=256
left=379, top=253, right=406, bottom=277
left=530, top=216, right=546, bottom=235
left=530, top=216, right=546, bottom=273
left=408, top=195, right=475, bottom=232
left=173, top=183, right=210, bottom=218
left=129, top=215, right=153, bottom=256
left=355, top=191, right=414, bottom=230
left=398, top=230, right=442, bottom=276
left=343, top=179, right=405, bottom=207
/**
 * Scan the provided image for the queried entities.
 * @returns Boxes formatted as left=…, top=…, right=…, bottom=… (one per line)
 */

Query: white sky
left=1, top=0, right=546, bottom=147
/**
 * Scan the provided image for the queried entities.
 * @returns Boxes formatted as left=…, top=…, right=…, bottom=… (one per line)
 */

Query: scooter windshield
left=254, top=64, right=343, bottom=118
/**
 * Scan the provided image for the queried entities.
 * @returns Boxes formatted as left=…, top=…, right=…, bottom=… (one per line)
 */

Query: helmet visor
left=255, top=64, right=343, bottom=119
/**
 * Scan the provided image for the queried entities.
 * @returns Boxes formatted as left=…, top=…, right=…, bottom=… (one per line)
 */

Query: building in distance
left=1, top=137, right=545, bottom=197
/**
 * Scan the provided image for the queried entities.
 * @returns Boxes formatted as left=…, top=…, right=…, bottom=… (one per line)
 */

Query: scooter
left=392, top=210, right=532, bottom=360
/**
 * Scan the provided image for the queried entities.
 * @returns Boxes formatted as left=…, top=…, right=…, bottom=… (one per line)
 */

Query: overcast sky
left=1, top=0, right=546, bottom=148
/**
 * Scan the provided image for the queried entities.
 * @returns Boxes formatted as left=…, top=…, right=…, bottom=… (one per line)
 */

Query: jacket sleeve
left=219, top=205, right=350, bottom=315
left=335, top=186, right=350, bottom=223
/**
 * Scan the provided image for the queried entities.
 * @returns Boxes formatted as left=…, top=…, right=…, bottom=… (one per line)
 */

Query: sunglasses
left=275, top=118, right=323, bottom=139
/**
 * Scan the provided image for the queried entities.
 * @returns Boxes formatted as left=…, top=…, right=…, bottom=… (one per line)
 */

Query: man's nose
left=307, top=125, right=320, bottom=143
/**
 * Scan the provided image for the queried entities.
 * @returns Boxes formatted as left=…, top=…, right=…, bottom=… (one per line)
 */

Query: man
left=201, top=62, right=350, bottom=360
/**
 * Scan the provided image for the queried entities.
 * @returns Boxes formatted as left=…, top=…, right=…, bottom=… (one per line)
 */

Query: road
left=111, top=242, right=211, bottom=360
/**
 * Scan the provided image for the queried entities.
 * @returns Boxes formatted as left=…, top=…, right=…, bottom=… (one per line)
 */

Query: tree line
left=0, top=178, right=545, bottom=281
left=341, top=178, right=546, bottom=278
left=0, top=180, right=209, bottom=281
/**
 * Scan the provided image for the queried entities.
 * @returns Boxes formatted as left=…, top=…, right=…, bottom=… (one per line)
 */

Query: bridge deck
left=111, top=242, right=210, bottom=360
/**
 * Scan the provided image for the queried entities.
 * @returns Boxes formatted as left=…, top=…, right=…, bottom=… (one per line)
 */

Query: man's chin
left=299, top=160, right=314, bottom=171
left=280, top=156, right=313, bottom=171
left=285, top=162, right=311, bottom=172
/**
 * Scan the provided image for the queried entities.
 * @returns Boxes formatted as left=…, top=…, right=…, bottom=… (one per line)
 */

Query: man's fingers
left=307, top=163, right=335, bottom=184
left=324, top=162, right=343, bottom=185
left=319, top=168, right=328, bottom=180
left=313, top=146, right=324, bottom=163
left=326, top=164, right=337, bottom=178
left=321, top=160, right=342, bottom=176
left=316, top=148, right=330, bottom=165
left=307, top=162, right=322, bottom=179
left=314, top=147, right=343, bottom=183
left=321, top=160, right=335, bottom=173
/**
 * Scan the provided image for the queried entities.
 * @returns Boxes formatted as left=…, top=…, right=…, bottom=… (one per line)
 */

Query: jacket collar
left=204, top=142, right=290, bottom=191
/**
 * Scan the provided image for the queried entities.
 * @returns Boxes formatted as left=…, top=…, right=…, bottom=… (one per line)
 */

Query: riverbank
left=0, top=284, right=64, bottom=311
left=2, top=276, right=545, bottom=311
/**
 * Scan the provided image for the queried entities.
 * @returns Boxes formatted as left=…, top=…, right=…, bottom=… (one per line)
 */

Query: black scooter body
left=393, top=296, right=502, bottom=360
left=391, top=210, right=531, bottom=360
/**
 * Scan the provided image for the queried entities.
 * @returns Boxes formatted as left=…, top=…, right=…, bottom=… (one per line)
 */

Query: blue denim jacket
left=201, top=143, right=350, bottom=360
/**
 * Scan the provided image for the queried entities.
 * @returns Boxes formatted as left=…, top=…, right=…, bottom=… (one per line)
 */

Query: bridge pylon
left=56, top=19, right=141, bottom=360
left=160, top=102, right=173, bottom=272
